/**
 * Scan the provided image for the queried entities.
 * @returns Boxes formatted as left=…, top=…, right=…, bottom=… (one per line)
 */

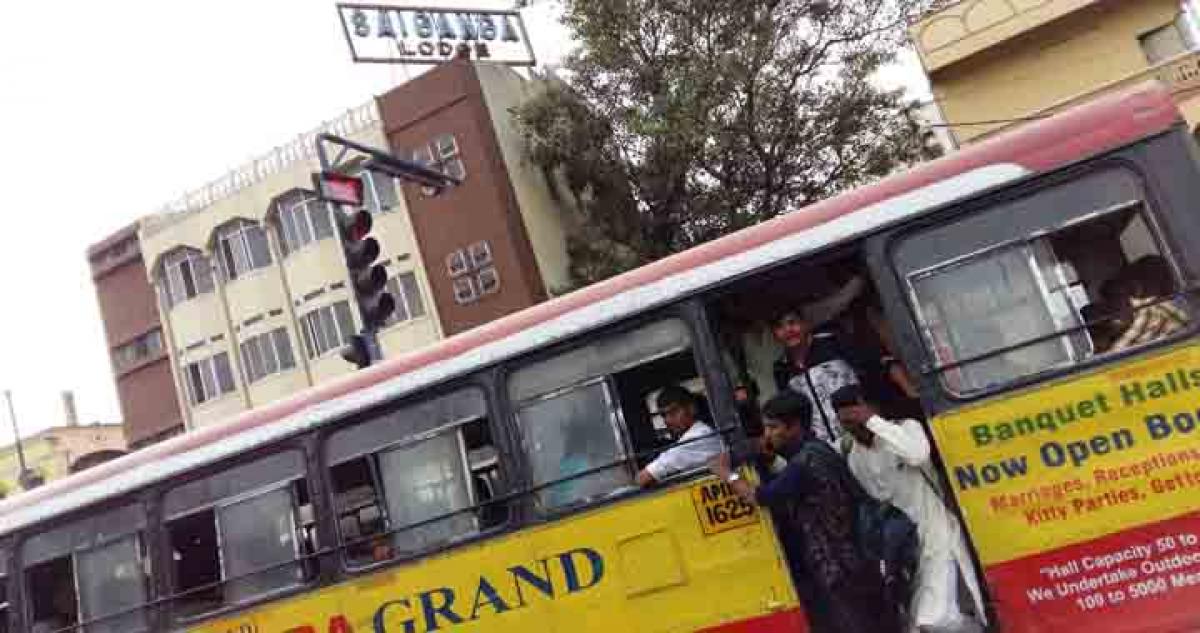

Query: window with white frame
left=239, top=328, right=297, bottom=384
left=276, top=194, right=334, bottom=255
left=476, top=266, right=500, bottom=295
left=216, top=220, right=272, bottom=281
left=446, top=249, right=469, bottom=277
left=432, top=134, right=465, bottom=180
left=452, top=277, right=478, bottom=305
left=446, top=240, right=499, bottom=304
left=299, top=301, right=356, bottom=359
left=411, top=135, right=465, bottom=196
left=468, top=241, right=492, bottom=268
left=160, top=249, right=215, bottom=308
left=182, top=352, right=236, bottom=406
left=383, top=272, right=428, bottom=326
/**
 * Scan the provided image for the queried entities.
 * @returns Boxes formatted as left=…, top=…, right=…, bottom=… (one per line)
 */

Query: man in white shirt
left=637, top=385, right=724, bottom=487
left=831, top=385, right=986, bottom=633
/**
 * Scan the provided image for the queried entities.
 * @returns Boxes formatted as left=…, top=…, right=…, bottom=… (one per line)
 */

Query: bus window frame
left=319, top=374, right=519, bottom=577
left=17, top=501, right=154, bottom=633
left=160, top=445, right=317, bottom=626
left=874, top=155, right=1197, bottom=410
left=512, top=374, right=640, bottom=515
left=497, top=300, right=740, bottom=522
left=0, top=543, right=10, bottom=633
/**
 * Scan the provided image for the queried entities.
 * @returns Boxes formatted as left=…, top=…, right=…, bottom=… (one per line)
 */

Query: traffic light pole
left=313, top=133, right=460, bottom=369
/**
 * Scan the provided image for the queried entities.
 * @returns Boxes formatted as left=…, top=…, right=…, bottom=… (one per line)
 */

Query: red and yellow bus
left=2, top=81, right=1198, bottom=633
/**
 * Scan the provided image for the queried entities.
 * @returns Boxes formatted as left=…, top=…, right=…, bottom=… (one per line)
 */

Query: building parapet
left=911, top=0, right=1105, bottom=74
left=142, top=100, right=380, bottom=238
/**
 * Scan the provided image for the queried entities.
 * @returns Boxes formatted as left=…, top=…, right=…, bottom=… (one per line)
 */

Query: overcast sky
left=0, top=1, right=927, bottom=446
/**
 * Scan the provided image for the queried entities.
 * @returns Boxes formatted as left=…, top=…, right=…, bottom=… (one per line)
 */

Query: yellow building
left=911, top=0, right=1200, bottom=144
left=0, top=423, right=126, bottom=499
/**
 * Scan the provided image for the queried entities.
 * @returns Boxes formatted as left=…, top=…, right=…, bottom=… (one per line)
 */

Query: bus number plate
left=691, top=480, right=757, bottom=536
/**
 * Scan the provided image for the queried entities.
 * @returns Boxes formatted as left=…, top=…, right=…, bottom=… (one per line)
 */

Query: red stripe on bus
left=985, top=511, right=1200, bottom=633
left=697, top=608, right=809, bottom=633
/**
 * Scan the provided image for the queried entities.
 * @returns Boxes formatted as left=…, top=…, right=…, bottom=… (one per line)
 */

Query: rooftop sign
left=336, top=4, right=536, bottom=66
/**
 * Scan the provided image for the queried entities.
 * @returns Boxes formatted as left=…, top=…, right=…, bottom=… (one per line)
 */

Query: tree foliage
left=516, top=0, right=937, bottom=287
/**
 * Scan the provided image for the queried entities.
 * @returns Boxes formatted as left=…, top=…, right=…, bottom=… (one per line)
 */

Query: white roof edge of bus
left=1, top=164, right=1027, bottom=535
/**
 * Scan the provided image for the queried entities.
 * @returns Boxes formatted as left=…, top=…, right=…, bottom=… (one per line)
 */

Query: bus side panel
left=192, top=478, right=804, bottom=633
left=929, top=342, right=1200, bottom=632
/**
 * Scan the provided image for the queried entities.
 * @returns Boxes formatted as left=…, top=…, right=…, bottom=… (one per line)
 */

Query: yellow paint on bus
left=930, top=343, right=1200, bottom=566
left=191, top=478, right=799, bottom=633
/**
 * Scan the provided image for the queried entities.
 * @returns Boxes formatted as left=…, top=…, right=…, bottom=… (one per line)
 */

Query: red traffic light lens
left=318, top=172, right=366, bottom=207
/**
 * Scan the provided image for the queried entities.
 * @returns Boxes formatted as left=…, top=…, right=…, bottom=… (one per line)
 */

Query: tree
left=516, top=0, right=938, bottom=287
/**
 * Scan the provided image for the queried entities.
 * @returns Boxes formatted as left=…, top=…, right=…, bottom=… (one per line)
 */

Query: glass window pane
left=372, top=173, right=399, bottom=212
left=217, top=488, right=302, bottom=604
left=333, top=301, right=355, bottom=346
left=293, top=204, right=314, bottom=246
left=318, top=309, right=338, bottom=355
left=213, top=353, right=235, bottom=394
left=378, top=433, right=475, bottom=554
left=194, top=256, right=214, bottom=294
left=240, top=341, right=261, bottom=383
left=260, top=334, right=279, bottom=377
left=273, top=329, right=296, bottom=370
left=247, top=225, right=272, bottom=268
left=912, top=245, right=1070, bottom=393
left=309, top=202, right=333, bottom=240
left=76, top=536, right=149, bottom=633
left=199, top=360, right=217, bottom=402
left=400, top=273, right=426, bottom=318
left=327, top=389, right=488, bottom=465
left=517, top=381, right=632, bottom=512
left=279, top=209, right=299, bottom=254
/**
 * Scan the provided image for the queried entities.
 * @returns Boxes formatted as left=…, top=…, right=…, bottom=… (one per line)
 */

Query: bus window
left=22, top=504, right=150, bottom=633
left=163, top=450, right=311, bottom=618
left=894, top=168, right=1190, bottom=394
left=0, top=549, right=9, bottom=633
left=508, top=318, right=708, bottom=512
left=325, top=388, right=504, bottom=568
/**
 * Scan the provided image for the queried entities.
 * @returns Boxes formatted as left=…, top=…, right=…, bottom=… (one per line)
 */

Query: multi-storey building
left=911, top=0, right=1200, bottom=144
left=105, top=61, right=570, bottom=432
left=87, top=223, right=186, bottom=448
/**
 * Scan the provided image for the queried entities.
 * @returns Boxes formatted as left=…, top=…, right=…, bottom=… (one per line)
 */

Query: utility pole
left=6, top=390, right=42, bottom=490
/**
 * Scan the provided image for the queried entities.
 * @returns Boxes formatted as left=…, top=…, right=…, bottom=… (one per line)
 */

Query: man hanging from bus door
left=711, top=390, right=899, bottom=633
left=636, top=385, right=724, bottom=487
left=832, top=384, right=987, bottom=633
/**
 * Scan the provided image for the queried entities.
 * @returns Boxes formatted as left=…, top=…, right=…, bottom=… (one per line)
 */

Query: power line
left=924, top=114, right=1052, bottom=128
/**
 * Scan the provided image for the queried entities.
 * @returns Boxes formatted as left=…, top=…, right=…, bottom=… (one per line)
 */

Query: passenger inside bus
left=512, top=318, right=724, bottom=511
left=1099, top=255, right=1189, bottom=353
left=635, top=385, right=724, bottom=488
left=709, top=255, right=923, bottom=446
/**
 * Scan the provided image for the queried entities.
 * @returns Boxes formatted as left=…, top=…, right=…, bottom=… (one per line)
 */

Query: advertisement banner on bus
left=931, top=343, right=1200, bottom=631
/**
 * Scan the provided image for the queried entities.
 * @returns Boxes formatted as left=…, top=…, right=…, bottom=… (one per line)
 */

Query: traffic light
left=319, top=171, right=396, bottom=368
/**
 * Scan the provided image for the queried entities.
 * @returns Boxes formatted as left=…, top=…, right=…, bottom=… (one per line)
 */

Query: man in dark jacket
left=712, top=390, right=898, bottom=633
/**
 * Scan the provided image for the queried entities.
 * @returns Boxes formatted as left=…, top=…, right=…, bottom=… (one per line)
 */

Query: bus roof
left=0, top=82, right=1181, bottom=537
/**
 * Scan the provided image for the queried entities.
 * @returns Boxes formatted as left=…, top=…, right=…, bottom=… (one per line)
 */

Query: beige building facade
left=140, top=102, right=444, bottom=429
left=133, top=62, right=571, bottom=431
left=912, top=0, right=1200, bottom=144
left=0, top=424, right=126, bottom=499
